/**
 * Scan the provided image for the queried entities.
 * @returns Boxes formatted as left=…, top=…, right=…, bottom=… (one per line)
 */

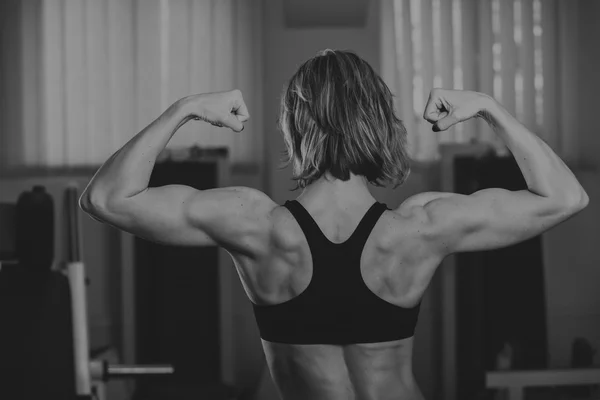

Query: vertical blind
left=0, top=0, right=264, bottom=170
left=381, top=0, right=579, bottom=164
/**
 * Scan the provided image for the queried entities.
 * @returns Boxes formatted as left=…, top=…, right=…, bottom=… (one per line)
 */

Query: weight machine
left=0, top=185, right=173, bottom=400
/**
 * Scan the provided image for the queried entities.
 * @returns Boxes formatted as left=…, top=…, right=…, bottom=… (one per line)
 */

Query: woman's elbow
left=79, top=189, right=110, bottom=221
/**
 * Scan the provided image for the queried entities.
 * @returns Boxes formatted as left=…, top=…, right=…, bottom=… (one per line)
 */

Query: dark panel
left=135, top=160, right=221, bottom=392
left=0, top=203, right=17, bottom=260
left=455, top=153, right=548, bottom=400
left=0, top=268, right=76, bottom=399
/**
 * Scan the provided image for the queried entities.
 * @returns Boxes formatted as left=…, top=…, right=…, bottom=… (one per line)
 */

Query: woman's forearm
left=481, top=95, right=588, bottom=206
left=82, top=97, right=193, bottom=205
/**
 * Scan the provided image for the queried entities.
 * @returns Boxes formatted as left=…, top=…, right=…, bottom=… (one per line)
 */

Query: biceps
left=113, top=185, right=274, bottom=251
left=107, top=185, right=217, bottom=246
left=427, top=189, right=570, bottom=254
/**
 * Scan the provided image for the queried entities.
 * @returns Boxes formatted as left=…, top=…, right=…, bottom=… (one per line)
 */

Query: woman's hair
left=278, top=49, right=411, bottom=189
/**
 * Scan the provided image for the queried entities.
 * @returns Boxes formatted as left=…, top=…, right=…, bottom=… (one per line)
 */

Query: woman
left=81, top=50, right=588, bottom=400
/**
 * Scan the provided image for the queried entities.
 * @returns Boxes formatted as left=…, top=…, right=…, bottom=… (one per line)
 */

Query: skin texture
left=239, top=189, right=435, bottom=400
left=80, top=89, right=588, bottom=400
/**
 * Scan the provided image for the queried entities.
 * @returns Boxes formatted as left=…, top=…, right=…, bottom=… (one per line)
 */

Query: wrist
left=477, top=93, right=496, bottom=112
left=476, top=93, right=501, bottom=124
left=172, top=95, right=199, bottom=122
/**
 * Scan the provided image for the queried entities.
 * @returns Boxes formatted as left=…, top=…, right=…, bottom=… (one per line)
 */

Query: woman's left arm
left=80, top=90, right=275, bottom=252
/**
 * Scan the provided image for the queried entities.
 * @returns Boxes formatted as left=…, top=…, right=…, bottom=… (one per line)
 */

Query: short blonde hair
left=278, top=49, right=411, bottom=189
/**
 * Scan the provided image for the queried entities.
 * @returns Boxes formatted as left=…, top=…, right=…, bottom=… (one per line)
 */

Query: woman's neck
left=298, top=173, right=375, bottom=206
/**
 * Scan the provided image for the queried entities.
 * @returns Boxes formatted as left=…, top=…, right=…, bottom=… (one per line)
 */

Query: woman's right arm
left=399, top=89, right=589, bottom=255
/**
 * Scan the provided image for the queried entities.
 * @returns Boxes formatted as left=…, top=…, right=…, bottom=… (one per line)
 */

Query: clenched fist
left=423, top=89, right=492, bottom=132
left=183, top=89, right=250, bottom=133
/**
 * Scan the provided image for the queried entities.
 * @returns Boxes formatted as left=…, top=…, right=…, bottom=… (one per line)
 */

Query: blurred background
left=0, top=0, right=598, bottom=399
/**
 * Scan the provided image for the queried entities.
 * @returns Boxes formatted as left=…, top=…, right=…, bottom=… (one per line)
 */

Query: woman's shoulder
left=266, top=202, right=307, bottom=251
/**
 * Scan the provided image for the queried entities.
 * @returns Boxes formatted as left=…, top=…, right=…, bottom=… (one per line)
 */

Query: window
left=0, top=0, right=264, bottom=170
left=384, top=0, right=558, bottom=162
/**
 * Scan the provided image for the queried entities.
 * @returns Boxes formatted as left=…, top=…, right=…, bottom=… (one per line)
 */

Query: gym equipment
left=64, top=185, right=174, bottom=399
left=0, top=261, right=77, bottom=399
left=0, top=185, right=173, bottom=400
left=1, top=185, right=76, bottom=399
left=16, top=185, right=54, bottom=271
left=65, top=184, right=93, bottom=396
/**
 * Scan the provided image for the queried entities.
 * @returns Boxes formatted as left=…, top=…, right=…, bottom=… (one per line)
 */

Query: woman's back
left=229, top=185, right=441, bottom=400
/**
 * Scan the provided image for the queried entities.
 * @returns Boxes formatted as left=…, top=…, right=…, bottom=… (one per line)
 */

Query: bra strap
left=283, top=200, right=328, bottom=248
left=283, top=200, right=389, bottom=248
left=346, top=202, right=388, bottom=248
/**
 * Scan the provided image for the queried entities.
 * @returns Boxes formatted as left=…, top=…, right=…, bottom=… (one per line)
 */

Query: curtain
left=0, top=0, right=264, bottom=170
left=380, top=0, right=579, bottom=164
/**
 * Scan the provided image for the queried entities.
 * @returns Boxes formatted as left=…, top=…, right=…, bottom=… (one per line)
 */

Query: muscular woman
left=80, top=50, right=589, bottom=400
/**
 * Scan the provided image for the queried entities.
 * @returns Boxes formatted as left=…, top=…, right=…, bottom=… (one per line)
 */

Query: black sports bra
left=251, top=200, right=421, bottom=345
